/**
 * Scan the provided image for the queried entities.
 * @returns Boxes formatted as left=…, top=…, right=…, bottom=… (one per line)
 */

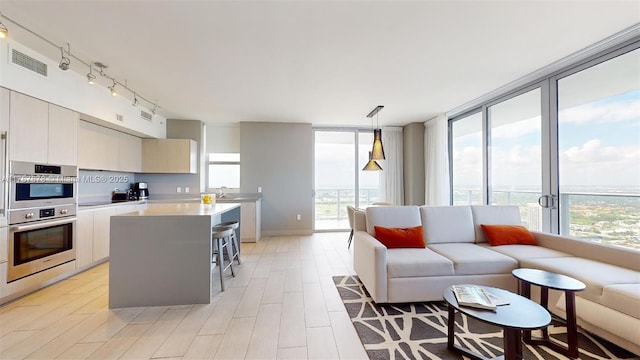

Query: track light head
left=0, top=22, right=8, bottom=39
left=132, top=93, right=138, bottom=107
left=59, top=57, right=70, bottom=70
left=151, top=102, right=158, bottom=116
left=58, top=45, right=71, bottom=71
left=109, top=80, right=117, bottom=96
left=87, top=65, right=96, bottom=84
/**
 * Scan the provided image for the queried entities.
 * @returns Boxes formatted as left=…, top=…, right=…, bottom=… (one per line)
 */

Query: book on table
left=451, top=285, right=508, bottom=310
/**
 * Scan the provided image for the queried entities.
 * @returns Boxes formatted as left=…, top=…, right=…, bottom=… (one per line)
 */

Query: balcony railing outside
left=315, top=188, right=379, bottom=230
left=453, top=189, right=640, bottom=250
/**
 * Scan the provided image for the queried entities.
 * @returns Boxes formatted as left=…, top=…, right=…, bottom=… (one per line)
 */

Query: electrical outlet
left=185, top=187, right=190, bottom=193
left=296, top=214, right=301, bottom=221
left=176, top=186, right=182, bottom=193
left=258, top=186, right=262, bottom=193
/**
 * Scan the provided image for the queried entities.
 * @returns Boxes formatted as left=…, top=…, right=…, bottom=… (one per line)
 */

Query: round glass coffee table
left=512, top=268, right=586, bottom=358
left=444, top=285, right=551, bottom=360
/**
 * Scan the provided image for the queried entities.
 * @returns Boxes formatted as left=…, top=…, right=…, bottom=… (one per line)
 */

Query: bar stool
left=218, top=221, right=241, bottom=265
left=211, top=226, right=235, bottom=291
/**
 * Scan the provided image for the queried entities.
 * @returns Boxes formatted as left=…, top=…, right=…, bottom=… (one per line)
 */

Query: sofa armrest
left=353, top=230, right=388, bottom=303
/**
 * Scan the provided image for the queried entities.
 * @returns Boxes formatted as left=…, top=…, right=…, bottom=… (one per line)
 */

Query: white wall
left=0, top=40, right=166, bottom=138
left=206, top=124, right=239, bottom=154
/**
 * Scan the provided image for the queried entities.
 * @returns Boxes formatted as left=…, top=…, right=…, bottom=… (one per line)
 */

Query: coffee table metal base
left=447, top=305, right=521, bottom=360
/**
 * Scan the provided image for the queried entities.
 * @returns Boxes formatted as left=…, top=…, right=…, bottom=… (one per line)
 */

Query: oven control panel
left=40, top=208, right=56, bottom=218
left=9, top=204, right=77, bottom=224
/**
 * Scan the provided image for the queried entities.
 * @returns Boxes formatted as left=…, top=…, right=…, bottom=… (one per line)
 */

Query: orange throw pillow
left=374, top=226, right=425, bottom=248
left=481, top=225, right=537, bottom=246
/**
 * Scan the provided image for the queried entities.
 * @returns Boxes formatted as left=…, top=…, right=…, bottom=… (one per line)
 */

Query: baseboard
left=261, top=230, right=313, bottom=236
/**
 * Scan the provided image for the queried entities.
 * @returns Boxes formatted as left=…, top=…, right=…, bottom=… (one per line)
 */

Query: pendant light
left=367, top=105, right=386, bottom=160
left=362, top=151, right=383, bottom=171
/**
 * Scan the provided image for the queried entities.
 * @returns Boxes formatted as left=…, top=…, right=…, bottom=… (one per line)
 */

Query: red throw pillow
left=374, top=226, right=425, bottom=248
left=481, top=225, right=537, bottom=246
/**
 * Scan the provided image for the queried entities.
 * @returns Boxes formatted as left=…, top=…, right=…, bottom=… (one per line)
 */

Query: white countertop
left=114, top=202, right=240, bottom=217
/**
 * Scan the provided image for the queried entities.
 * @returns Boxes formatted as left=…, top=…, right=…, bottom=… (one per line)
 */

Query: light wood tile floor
left=0, top=233, right=368, bottom=360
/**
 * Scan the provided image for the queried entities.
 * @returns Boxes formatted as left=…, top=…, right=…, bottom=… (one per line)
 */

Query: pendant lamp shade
left=362, top=151, right=383, bottom=171
left=371, top=128, right=386, bottom=160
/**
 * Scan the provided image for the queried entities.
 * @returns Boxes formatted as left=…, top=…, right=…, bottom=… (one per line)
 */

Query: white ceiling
left=0, top=1, right=638, bottom=127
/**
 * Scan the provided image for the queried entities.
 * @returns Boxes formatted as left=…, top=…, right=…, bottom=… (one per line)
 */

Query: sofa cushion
left=366, top=206, right=421, bottom=235
left=374, top=226, right=425, bottom=249
left=481, top=225, right=537, bottom=246
left=420, top=206, right=475, bottom=244
left=521, top=257, right=640, bottom=299
left=471, top=205, right=522, bottom=243
left=478, top=243, right=571, bottom=262
left=601, top=284, right=640, bottom=319
left=429, top=243, right=518, bottom=276
left=386, top=248, right=455, bottom=278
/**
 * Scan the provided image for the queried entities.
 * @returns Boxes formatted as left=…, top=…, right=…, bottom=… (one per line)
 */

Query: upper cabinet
left=9, top=91, right=78, bottom=165
left=118, top=132, right=142, bottom=173
left=48, top=104, right=78, bottom=166
left=78, top=120, right=142, bottom=173
left=9, top=92, right=48, bottom=163
left=142, top=139, right=197, bottom=174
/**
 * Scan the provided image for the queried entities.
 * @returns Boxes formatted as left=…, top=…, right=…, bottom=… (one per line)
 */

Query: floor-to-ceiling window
left=450, top=111, right=483, bottom=205
left=556, top=48, right=639, bottom=248
left=314, top=129, right=379, bottom=230
left=488, top=88, right=543, bottom=230
left=448, top=41, right=639, bottom=249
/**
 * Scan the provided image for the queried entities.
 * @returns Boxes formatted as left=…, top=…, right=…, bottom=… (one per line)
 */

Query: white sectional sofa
left=353, top=205, right=640, bottom=354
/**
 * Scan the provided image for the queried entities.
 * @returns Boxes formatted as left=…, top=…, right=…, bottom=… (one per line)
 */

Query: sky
left=453, top=89, right=640, bottom=191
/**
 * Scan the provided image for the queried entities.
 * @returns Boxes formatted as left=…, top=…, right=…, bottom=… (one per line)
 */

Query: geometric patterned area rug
left=333, top=275, right=639, bottom=360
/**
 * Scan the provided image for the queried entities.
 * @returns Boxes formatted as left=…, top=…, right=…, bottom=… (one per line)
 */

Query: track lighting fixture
left=109, top=80, right=117, bottom=96
left=86, top=66, right=96, bottom=85
left=58, top=44, right=71, bottom=71
left=0, top=13, right=161, bottom=115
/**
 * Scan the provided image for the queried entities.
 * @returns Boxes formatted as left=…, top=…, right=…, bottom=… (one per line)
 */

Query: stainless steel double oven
left=7, top=161, right=77, bottom=282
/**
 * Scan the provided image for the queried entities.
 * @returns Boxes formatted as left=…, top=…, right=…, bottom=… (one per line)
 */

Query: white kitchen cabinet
left=78, top=203, right=146, bottom=266
left=92, top=207, right=118, bottom=261
left=9, top=92, right=79, bottom=165
left=9, top=91, right=49, bottom=163
left=142, top=138, right=197, bottom=173
left=0, top=227, right=7, bottom=263
left=118, top=132, right=142, bottom=172
left=0, top=88, right=9, bottom=134
left=76, top=211, right=94, bottom=269
left=78, top=120, right=142, bottom=172
left=78, top=120, right=100, bottom=169
left=240, top=199, right=261, bottom=242
left=48, top=103, right=78, bottom=166
left=97, top=125, right=119, bottom=171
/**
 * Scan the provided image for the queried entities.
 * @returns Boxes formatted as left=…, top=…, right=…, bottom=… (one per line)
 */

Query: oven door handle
left=11, top=217, right=76, bottom=231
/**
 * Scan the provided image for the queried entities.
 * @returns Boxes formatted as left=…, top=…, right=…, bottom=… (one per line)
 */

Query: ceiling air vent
left=116, top=114, right=124, bottom=122
left=11, top=48, right=48, bottom=77
left=140, top=110, right=153, bottom=122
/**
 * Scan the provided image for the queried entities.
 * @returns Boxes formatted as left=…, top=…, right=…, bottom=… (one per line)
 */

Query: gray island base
left=109, top=203, right=240, bottom=308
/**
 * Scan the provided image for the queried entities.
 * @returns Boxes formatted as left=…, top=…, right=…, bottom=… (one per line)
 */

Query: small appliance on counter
left=134, top=182, right=149, bottom=200
left=112, top=189, right=134, bottom=202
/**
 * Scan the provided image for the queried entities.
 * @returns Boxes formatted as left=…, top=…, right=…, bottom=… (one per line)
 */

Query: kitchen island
left=108, top=202, right=240, bottom=308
